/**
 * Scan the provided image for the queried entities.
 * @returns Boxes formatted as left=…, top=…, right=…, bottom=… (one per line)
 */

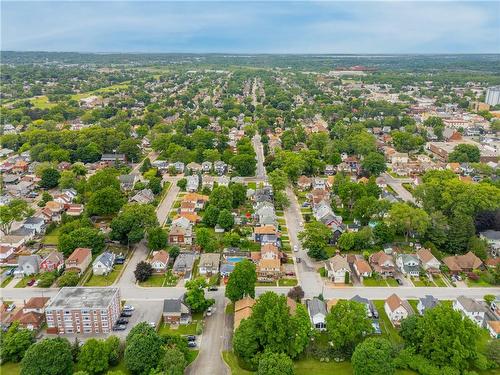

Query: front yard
left=278, top=278, right=298, bottom=286
left=158, top=322, right=198, bottom=336
left=85, top=265, right=123, bottom=286
left=139, top=271, right=179, bottom=287
left=362, top=277, right=389, bottom=287
left=42, top=227, right=60, bottom=245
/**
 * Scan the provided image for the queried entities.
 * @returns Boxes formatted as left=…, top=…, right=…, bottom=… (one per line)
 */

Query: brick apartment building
left=45, top=287, right=120, bottom=335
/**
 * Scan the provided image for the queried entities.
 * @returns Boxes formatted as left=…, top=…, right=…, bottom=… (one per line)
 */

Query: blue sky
left=1, top=1, right=499, bottom=53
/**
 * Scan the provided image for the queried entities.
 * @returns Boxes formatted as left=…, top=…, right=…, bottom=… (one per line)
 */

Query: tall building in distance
left=485, top=86, right=500, bottom=106
left=45, top=287, right=120, bottom=334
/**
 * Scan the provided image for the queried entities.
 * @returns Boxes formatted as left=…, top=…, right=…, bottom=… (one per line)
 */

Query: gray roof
left=308, top=298, right=327, bottom=316
left=480, top=230, right=500, bottom=241
left=351, top=295, right=370, bottom=305
left=94, top=252, right=115, bottom=268
left=419, top=295, right=439, bottom=310
left=456, top=296, right=487, bottom=313
left=18, top=255, right=41, bottom=268
left=173, top=252, right=196, bottom=272
left=11, top=227, right=35, bottom=237
left=47, top=287, right=119, bottom=309
left=24, top=216, right=45, bottom=225
left=163, top=298, right=190, bottom=314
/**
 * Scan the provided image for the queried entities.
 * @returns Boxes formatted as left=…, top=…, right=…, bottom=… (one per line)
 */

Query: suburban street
left=252, top=134, right=267, bottom=180
left=382, top=172, right=416, bottom=203
left=157, top=175, right=181, bottom=225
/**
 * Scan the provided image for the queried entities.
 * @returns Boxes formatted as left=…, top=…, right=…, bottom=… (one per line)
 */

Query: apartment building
left=45, top=287, right=120, bottom=335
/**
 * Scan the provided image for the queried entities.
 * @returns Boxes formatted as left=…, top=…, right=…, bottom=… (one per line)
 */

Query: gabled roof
left=151, top=250, right=169, bottom=265
left=94, top=252, right=114, bottom=268
left=385, top=293, right=412, bottom=315
left=163, top=298, right=190, bottom=314
left=307, top=298, right=327, bottom=316
left=416, top=249, right=440, bottom=265
left=327, top=254, right=349, bottom=272
left=456, top=296, right=487, bottom=313
left=66, top=247, right=91, bottom=265
left=443, top=252, right=483, bottom=271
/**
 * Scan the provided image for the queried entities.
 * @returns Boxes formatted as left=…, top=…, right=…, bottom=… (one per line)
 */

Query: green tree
left=230, top=183, right=247, bottom=208
left=185, top=277, right=215, bottom=313
left=230, top=154, right=257, bottom=176
left=351, top=337, right=395, bottom=375
left=134, top=261, right=153, bottom=282
left=225, top=259, right=257, bottom=302
left=140, top=157, right=152, bottom=173
left=78, top=339, right=109, bottom=375
left=386, top=203, right=430, bottom=241
left=176, top=178, right=187, bottom=191
left=326, top=300, right=373, bottom=355
left=147, top=226, right=167, bottom=251
left=209, top=186, right=233, bottom=211
left=57, top=271, right=80, bottom=287
left=40, top=168, right=61, bottom=189
left=203, top=205, right=220, bottom=227
left=160, top=347, right=187, bottom=375
left=468, top=236, right=489, bottom=260
left=268, top=169, right=289, bottom=191
left=0, top=199, right=34, bottom=234
left=37, top=271, right=57, bottom=287
left=87, top=168, right=120, bottom=193
left=361, top=152, right=387, bottom=176
left=148, top=177, right=162, bottom=195
left=0, top=322, right=35, bottom=363
left=125, top=328, right=164, bottom=375
left=195, top=227, right=218, bottom=253
left=58, top=227, right=105, bottom=256
left=58, top=170, right=77, bottom=189
left=446, top=212, right=475, bottom=254
left=20, top=337, right=73, bottom=375
left=352, top=196, right=381, bottom=225
left=298, top=221, right=331, bottom=260
left=233, top=319, right=260, bottom=366
left=274, top=191, right=290, bottom=210
left=105, top=336, right=122, bottom=366
left=118, top=139, right=141, bottom=163
left=258, top=352, right=295, bottom=375
left=110, top=203, right=158, bottom=245
left=448, top=144, right=480, bottom=163
left=86, top=187, right=125, bottom=216
left=217, top=209, right=235, bottom=230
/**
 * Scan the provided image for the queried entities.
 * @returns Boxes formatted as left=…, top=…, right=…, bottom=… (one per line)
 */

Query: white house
left=325, top=254, right=350, bottom=283
left=186, top=175, right=199, bottom=192
left=307, top=298, right=327, bottom=331
left=92, top=252, right=115, bottom=276
left=150, top=250, right=169, bottom=273
left=453, top=296, right=487, bottom=327
left=396, top=254, right=420, bottom=277
left=16, top=255, right=41, bottom=276
left=384, top=294, right=413, bottom=325
left=198, top=253, right=221, bottom=276
left=22, top=217, right=46, bottom=234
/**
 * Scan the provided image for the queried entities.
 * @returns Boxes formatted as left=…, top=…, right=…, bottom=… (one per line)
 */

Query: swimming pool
left=226, top=257, right=245, bottom=263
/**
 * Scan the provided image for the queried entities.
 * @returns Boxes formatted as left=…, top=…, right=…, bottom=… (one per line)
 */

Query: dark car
left=116, top=318, right=129, bottom=325
left=187, top=341, right=197, bottom=348
left=114, top=256, right=126, bottom=265
left=27, top=279, right=36, bottom=286
left=207, top=286, right=218, bottom=291
left=395, top=278, right=403, bottom=285
left=113, top=324, right=127, bottom=331
left=120, top=311, right=133, bottom=318
left=185, top=335, right=196, bottom=342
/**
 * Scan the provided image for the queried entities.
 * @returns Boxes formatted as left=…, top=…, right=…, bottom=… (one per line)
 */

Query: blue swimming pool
left=226, top=257, right=244, bottom=263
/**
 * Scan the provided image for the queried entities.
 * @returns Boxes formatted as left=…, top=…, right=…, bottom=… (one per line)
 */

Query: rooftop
left=47, top=287, right=119, bottom=309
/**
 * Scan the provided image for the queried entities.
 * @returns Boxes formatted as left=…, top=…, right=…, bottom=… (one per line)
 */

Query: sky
left=1, top=1, right=499, bottom=54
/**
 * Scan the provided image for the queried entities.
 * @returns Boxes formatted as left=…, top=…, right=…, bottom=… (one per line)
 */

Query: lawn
left=14, top=275, right=35, bottom=288
left=278, top=278, right=298, bottom=286
left=372, top=300, right=403, bottom=345
left=85, top=265, right=123, bottom=286
left=186, top=350, right=199, bottom=365
left=256, top=281, right=277, bottom=287
left=433, top=275, right=448, bottom=287
left=139, top=274, right=167, bottom=287
left=386, top=278, right=400, bottom=287
left=412, top=278, right=435, bottom=287
left=1, top=275, right=13, bottom=288
left=407, top=299, right=419, bottom=313
left=222, top=351, right=254, bottom=375
left=158, top=322, right=197, bottom=335
left=362, top=277, right=387, bottom=287
left=42, top=227, right=61, bottom=245
left=0, top=362, right=21, bottom=375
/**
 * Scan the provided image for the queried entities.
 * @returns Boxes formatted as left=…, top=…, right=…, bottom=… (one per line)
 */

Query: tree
left=233, top=319, right=260, bottom=366
left=78, top=339, right=109, bottom=375
left=86, top=187, right=125, bottom=216
left=353, top=196, right=381, bottom=225
left=485, top=339, right=500, bottom=367
left=351, top=337, right=395, bottom=375
left=268, top=169, right=289, bottom=191
left=274, top=191, right=290, bottom=210
left=217, top=209, right=235, bottom=230
left=287, top=286, right=304, bottom=302
left=148, top=177, right=162, bottom=195
left=58, top=227, right=105, bottom=256
left=58, top=170, right=77, bottom=189
left=386, top=203, right=430, bottom=241
left=160, top=347, right=187, bottom=375
left=258, top=352, right=295, bottom=375
left=21, top=337, right=73, bottom=375
left=230, top=183, right=247, bottom=208
left=230, top=154, right=256, bottom=176
left=449, top=144, right=480, bottom=163
left=484, top=294, right=495, bottom=306
left=176, top=178, right=187, bottom=191
left=195, top=227, right=218, bottom=252
left=209, top=186, right=233, bottom=211
left=185, top=277, right=215, bottom=313
left=147, top=226, right=167, bottom=251
left=202, top=205, right=219, bottom=227
left=0, top=199, right=34, bottom=234
left=105, top=336, right=122, bottom=366
left=326, top=300, right=373, bottom=355
left=338, top=232, right=356, bottom=252
left=40, top=168, right=61, bottom=189
left=362, top=152, right=387, bottom=176
left=118, top=138, right=141, bottom=162
left=125, top=328, right=164, bottom=375
left=373, top=222, right=395, bottom=245
left=168, top=246, right=180, bottom=261
left=87, top=168, right=120, bottom=193
left=468, top=236, right=489, bottom=260
left=140, top=157, right=152, bottom=173
left=298, top=221, right=331, bottom=260
left=57, top=271, right=80, bottom=287
left=225, top=259, right=257, bottom=302
left=399, top=315, right=420, bottom=348
left=134, top=261, right=153, bottom=282
left=446, top=212, right=475, bottom=254
left=37, top=271, right=57, bottom=287
left=0, top=322, right=35, bottom=363
left=110, top=203, right=158, bottom=245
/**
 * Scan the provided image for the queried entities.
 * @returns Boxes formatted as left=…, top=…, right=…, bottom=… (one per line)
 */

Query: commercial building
left=486, top=86, right=500, bottom=106
left=45, top=287, right=120, bottom=335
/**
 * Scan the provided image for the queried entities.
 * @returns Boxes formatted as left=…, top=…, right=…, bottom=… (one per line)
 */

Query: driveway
left=116, top=240, right=149, bottom=287
left=382, top=172, right=415, bottom=204
left=157, top=176, right=180, bottom=225
left=185, top=291, right=229, bottom=375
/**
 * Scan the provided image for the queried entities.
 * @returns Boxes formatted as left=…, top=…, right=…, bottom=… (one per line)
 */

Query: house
left=168, top=225, right=193, bottom=246
left=351, top=295, right=372, bottom=317
left=480, top=230, right=500, bottom=257
left=186, top=162, right=202, bottom=173
left=163, top=298, right=191, bottom=325
left=417, top=295, right=439, bottom=315
left=66, top=204, right=84, bottom=217
left=201, top=175, right=215, bottom=190
left=297, top=175, right=312, bottom=190
left=217, top=175, right=230, bottom=187
left=416, top=249, right=441, bottom=274
left=11, top=297, right=50, bottom=330
left=369, top=251, right=396, bottom=277
left=101, top=153, right=126, bottom=165
left=254, top=225, right=278, bottom=243
left=201, top=161, right=212, bottom=173
left=119, top=175, right=138, bottom=191
left=92, top=252, right=115, bottom=276
left=391, top=152, right=409, bottom=165
left=353, top=258, right=372, bottom=280
left=172, top=162, right=185, bottom=173
left=0, top=246, right=14, bottom=262
left=307, top=298, right=327, bottom=331
left=65, top=247, right=92, bottom=275
left=396, top=254, right=420, bottom=277
left=180, top=201, right=196, bottom=214
left=313, top=201, right=342, bottom=227
left=325, top=165, right=336, bottom=176
left=40, top=251, right=64, bottom=273
left=186, top=175, right=199, bottom=192
left=384, top=294, right=413, bottom=325
left=486, top=320, right=500, bottom=339
left=0, top=234, right=27, bottom=251
left=17, top=255, right=41, bottom=276
left=22, top=217, right=45, bottom=234
left=453, top=296, right=486, bottom=326
left=42, top=201, right=64, bottom=222
left=312, top=178, right=326, bottom=191
left=198, top=253, right=220, bottom=276
left=150, top=250, right=169, bottom=273
left=443, top=252, right=483, bottom=274
left=172, top=252, right=196, bottom=277
left=183, top=193, right=209, bottom=210
left=214, top=160, right=227, bottom=175
left=254, top=186, right=273, bottom=203
left=130, top=189, right=155, bottom=204
left=257, top=258, right=282, bottom=279
left=234, top=296, right=255, bottom=330
left=330, top=222, right=345, bottom=245
left=325, top=253, right=350, bottom=283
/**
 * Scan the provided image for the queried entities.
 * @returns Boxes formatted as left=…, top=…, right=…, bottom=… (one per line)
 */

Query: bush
left=37, top=272, right=57, bottom=288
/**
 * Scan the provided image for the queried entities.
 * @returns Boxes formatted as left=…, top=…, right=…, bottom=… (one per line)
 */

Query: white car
left=299, top=221, right=304, bottom=227
left=123, top=305, right=135, bottom=311
left=293, top=245, right=299, bottom=252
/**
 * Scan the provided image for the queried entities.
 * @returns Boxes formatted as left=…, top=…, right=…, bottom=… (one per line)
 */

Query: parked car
left=395, top=278, right=403, bottom=285
left=185, top=335, right=196, bottom=342
left=123, top=305, right=134, bottom=311
left=148, top=322, right=156, bottom=327
left=113, top=324, right=127, bottom=331
left=188, top=341, right=197, bottom=348
left=293, top=245, right=299, bottom=252
left=296, top=257, right=301, bottom=263
left=115, top=255, right=126, bottom=265
left=6, top=268, right=15, bottom=276
left=6, top=304, right=16, bottom=312
left=27, top=279, right=36, bottom=286
left=120, top=311, right=133, bottom=318
left=208, top=286, right=218, bottom=291
left=116, top=318, right=129, bottom=325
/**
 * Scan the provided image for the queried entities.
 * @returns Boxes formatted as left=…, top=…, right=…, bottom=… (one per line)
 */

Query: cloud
left=1, top=1, right=499, bottom=53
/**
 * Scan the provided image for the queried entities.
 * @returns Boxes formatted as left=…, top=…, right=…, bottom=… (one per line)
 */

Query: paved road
left=252, top=134, right=267, bottom=180
left=382, top=172, right=416, bottom=204
left=157, top=176, right=181, bottom=225
left=186, top=291, right=229, bottom=375
left=116, top=241, right=149, bottom=287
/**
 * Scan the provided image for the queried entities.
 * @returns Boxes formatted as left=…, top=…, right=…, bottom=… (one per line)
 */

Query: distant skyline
left=2, top=1, right=499, bottom=54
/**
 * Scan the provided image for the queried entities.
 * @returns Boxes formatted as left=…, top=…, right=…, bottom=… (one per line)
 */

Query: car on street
left=113, top=324, right=127, bottom=331
left=207, top=286, right=218, bottom=291
left=293, top=245, right=299, bottom=252
left=296, top=257, right=301, bottom=263
left=116, top=318, right=129, bottom=325
left=120, top=311, right=133, bottom=317
left=123, top=305, right=134, bottom=311
left=6, top=268, right=15, bottom=276
left=395, top=278, right=403, bottom=285
left=188, top=341, right=197, bottom=348
left=27, top=279, right=36, bottom=286
left=185, top=335, right=196, bottom=341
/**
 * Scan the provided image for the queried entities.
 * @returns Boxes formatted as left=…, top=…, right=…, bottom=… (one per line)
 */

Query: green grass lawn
left=407, top=299, right=419, bottom=313
left=247, top=182, right=257, bottom=190
left=412, top=278, right=435, bottom=287
left=186, top=350, right=199, bottom=365
left=0, top=362, right=21, bottom=375
left=42, top=227, right=60, bottom=245
left=278, top=278, right=298, bottom=286
left=372, top=300, right=403, bottom=345
left=362, top=277, right=387, bottom=287
left=386, top=278, right=400, bottom=287
left=1, top=275, right=13, bottom=288
left=256, top=281, right=277, bottom=287
left=85, top=265, right=123, bottom=286
left=433, top=275, right=448, bottom=287
left=14, top=275, right=35, bottom=288
left=139, top=274, right=167, bottom=287
left=158, top=322, right=197, bottom=335
left=222, top=351, right=254, bottom=375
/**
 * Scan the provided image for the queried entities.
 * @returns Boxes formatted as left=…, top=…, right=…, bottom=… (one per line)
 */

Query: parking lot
left=113, top=300, right=164, bottom=338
